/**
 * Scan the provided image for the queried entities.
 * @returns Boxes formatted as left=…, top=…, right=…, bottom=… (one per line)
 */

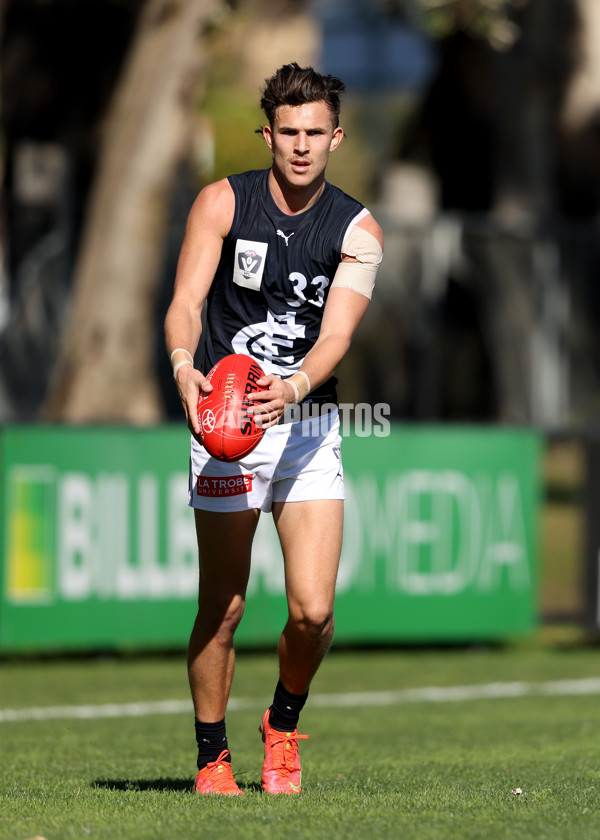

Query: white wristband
left=170, top=347, right=193, bottom=363
left=173, top=359, right=193, bottom=379
left=295, top=370, right=311, bottom=393
left=287, top=378, right=300, bottom=404
left=288, top=370, right=311, bottom=402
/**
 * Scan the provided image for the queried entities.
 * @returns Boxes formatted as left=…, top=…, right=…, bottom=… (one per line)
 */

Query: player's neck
left=268, top=168, right=326, bottom=216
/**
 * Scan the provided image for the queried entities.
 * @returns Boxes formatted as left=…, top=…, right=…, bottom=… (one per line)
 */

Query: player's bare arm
left=164, top=179, right=234, bottom=434
left=250, top=215, right=384, bottom=428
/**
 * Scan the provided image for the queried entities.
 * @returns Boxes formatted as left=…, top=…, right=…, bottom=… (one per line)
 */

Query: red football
left=197, top=354, right=265, bottom=462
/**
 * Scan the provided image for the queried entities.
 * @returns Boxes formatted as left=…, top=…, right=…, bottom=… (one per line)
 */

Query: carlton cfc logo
left=238, top=249, right=262, bottom=279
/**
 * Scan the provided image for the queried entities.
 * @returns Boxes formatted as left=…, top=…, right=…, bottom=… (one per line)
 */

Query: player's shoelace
left=265, top=727, right=309, bottom=777
left=195, top=749, right=243, bottom=795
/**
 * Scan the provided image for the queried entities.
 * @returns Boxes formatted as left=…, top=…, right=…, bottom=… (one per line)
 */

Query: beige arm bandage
left=331, top=225, right=383, bottom=300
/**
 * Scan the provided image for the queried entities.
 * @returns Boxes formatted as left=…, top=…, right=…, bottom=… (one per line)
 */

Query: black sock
left=194, top=718, right=230, bottom=770
left=268, top=680, right=308, bottom=732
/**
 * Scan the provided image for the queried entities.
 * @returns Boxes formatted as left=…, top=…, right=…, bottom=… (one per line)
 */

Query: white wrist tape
left=287, top=378, right=300, bottom=404
left=170, top=347, right=193, bottom=363
left=170, top=348, right=194, bottom=379
left=294, top=370, right=311, bottom=395
left=288, top=370, right=311, bottom=402
left=331, top=225, right=383, bottom=300
left=173, top=359, right=193, bottom=379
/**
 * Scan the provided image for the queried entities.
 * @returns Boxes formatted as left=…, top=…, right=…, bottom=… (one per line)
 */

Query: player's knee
left=199, top=591, right=245, bottom=640
left=290, top=602, right=334, bottom=640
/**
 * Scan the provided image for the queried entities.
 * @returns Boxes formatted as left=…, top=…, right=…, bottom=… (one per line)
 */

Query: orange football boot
left=194, top=750, right=244, bottom=795
left=259, top=707, right=309, bottom=794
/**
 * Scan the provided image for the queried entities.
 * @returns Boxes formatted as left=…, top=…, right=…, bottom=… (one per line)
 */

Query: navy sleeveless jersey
left=200, top=169, right=366, bottom=383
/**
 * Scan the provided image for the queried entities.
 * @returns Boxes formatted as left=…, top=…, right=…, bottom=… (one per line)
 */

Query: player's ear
left=263, top=124, right=274, bottom=151
left=330, top=126, right=343, bottom=152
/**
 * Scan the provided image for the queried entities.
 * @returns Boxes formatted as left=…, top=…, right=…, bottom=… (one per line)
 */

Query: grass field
left=0, top=440, right=594, bottom=840
left=2, top=626, right=600, bottom=840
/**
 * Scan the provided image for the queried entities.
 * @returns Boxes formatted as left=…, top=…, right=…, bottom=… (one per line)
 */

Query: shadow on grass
left=93, top=778, right=263, bottom=793
left=94, top=778, right=193, bottom=793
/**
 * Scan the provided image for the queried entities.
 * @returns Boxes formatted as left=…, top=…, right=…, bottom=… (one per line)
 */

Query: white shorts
left=189, top=408, right=344, bottom=512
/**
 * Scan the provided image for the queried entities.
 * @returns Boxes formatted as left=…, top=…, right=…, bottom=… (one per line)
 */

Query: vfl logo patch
left=196, top=474, right=253, bottom=497
left=233, top=239, right=268, bottom=291
left=239, top=249, right=262, bottom=279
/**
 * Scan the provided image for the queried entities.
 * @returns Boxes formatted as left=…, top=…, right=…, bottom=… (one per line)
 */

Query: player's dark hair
left=260, top=62, right=346, bottom=128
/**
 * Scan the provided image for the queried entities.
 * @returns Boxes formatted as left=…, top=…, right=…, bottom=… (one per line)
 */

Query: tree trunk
left=562, top=0, right=600, bottom=130
left=43, top=0, right=220, bottom=423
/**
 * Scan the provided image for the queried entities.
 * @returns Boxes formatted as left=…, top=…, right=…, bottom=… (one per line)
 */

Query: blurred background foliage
left=4, top=0, right=592, bottom=426
left=420, top=0, right=529, bottom=48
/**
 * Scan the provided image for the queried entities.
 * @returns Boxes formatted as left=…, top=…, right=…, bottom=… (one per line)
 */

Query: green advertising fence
left=0, top=424, right=541, bottom=652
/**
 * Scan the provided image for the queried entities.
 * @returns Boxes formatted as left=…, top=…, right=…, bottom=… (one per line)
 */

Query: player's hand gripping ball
left=197, top=354, right=265, bottom=462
